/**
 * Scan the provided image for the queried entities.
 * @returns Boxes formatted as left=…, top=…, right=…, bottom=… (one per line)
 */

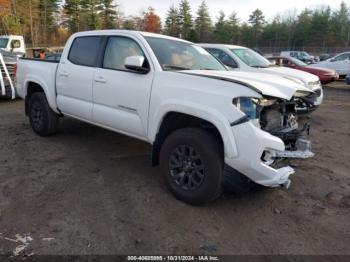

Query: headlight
left=294, top=90, right=312, bottom=97
left=307, top=80, right=321, bottom=90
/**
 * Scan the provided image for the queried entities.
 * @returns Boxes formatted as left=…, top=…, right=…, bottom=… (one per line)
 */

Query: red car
left=268, top=56, right=339, bottom=84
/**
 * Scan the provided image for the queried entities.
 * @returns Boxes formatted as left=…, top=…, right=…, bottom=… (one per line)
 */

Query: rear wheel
left=28, top=92, right=59, bottom=136
left=160, top=128, right=223, bottom=205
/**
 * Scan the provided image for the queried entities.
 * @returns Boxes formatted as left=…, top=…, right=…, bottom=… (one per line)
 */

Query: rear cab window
left=68, top=36, right=102, bottom=67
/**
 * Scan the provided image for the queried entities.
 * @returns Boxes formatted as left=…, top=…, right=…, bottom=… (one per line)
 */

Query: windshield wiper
left=163, top=65, right=191, bottom=71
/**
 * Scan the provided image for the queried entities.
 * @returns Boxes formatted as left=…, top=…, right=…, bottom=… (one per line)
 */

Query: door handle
left=60, top=71, right=69, bottom=77
left=94, top=76, right=107, bottom=83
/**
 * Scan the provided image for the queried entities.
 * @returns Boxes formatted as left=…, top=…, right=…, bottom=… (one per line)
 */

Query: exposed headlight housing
left=233, top=97, right=258, bottom=119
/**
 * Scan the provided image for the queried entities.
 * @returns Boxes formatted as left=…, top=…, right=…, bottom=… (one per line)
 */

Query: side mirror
left=124, top=56, right=149, bottom=74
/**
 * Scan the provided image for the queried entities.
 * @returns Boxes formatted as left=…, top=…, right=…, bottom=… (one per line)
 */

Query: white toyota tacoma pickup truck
left=16, top=30, right=315, bottom=204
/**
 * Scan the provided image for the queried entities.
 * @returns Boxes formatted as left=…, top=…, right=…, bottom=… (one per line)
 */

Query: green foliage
left=195, top=1, right=212, bottom=42
left=179, top=0, right=194, bottom=40
left=99, top=0, right=118, bottom=29
left=165, top=5, right=181, bottom=37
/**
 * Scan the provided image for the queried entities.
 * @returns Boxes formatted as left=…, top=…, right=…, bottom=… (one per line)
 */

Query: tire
left=160, top=128, right=223, bottom=205
left=28, top=92, right=59, bottom=136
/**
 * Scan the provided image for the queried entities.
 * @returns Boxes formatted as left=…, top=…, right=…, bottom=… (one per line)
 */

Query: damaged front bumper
left=225, top=121, right=314, bottom=188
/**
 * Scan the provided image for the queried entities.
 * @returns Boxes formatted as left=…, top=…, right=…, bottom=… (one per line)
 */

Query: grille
left=1, top=63, right=15, bottom=81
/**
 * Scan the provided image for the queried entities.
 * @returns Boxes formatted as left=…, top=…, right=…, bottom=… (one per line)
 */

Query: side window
left=103, top=36, right=146, bottom=71
left=68, top=36, right=101, bottom=67
left=206, top=48, right=237, bottom=68
left=11, top=40, right=21, bottom=48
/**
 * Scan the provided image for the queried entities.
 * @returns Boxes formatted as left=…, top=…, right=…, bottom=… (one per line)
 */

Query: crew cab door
left=56, top=36, right=102, bottom=121
left=92, top=36, right=153, bottom=139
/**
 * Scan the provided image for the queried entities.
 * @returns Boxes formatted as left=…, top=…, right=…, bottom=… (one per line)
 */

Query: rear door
left=92, top=35, right=154, bottom=139
left=56, top=36, right=102, bottom=121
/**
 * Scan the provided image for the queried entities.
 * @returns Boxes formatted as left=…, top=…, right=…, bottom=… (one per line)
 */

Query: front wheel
left=28, top=92, right=59, bottom=136
left=160, top=128, right=223, bottom=205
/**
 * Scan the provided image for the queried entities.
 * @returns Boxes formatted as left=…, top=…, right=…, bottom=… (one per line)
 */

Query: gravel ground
left=0, top=85, right=349, bottom=257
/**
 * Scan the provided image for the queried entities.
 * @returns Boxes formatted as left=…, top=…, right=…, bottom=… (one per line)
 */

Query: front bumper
left=225, top=121, right=313, bottom=188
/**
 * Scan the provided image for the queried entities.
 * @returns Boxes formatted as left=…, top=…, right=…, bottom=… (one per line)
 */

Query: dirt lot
left=0, top=85, right=349, bottom=256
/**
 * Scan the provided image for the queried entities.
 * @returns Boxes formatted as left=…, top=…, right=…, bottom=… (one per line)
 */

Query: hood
left=261, top=66, right=320, bottom=84
left=182, top=70, right=312, bottom=100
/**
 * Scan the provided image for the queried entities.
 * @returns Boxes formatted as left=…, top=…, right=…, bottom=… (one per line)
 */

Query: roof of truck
left=199, top=43, right=248, bottom=50
left=72, top=30, right=191, bottom=43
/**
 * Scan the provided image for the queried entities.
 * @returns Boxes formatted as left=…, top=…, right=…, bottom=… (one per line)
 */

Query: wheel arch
left=150, top=105, right=238, bottom=166
left=24, top=77, right=59, bottom=115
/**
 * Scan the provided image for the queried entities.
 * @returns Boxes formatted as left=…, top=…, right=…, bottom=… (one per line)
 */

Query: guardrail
left=0, top=53, right=15, bottom=99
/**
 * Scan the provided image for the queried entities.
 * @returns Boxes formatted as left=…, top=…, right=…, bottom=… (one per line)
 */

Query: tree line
left=0, top=0, right=349, bottom=53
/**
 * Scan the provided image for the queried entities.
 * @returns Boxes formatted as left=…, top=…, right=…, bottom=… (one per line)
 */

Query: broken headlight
left=233, top=97, right=277, bottom=118
left=233, top=97, right=258, bottom=119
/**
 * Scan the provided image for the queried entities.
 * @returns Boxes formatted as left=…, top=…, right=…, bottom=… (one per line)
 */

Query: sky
left=117, top=0, right=346, bottom=22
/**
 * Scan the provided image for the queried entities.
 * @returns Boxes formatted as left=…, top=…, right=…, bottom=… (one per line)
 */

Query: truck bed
left=16, top=58, right=60, bottom=108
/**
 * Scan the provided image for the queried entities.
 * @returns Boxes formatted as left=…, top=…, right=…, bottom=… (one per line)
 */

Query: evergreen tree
left=164, top=5, right=180, bottom=37
left=213, top=11, right=229, bottom=43
left=64, top=0, right=82, bottom=33
left=248, top=9, right=266, bottom=46
left=81, top=0, right=100, bottom=30
left=99, top=0, right=118, bottom=29
left=38, top=0, right=60, bottom=45
left=227, top=12, right=240, bottom=43
left=195, top=1, right=212, bottom=42
left=178, top=0, right=193, bottom=40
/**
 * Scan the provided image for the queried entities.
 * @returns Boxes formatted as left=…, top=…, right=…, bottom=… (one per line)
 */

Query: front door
left=92, top=36, right=154, bottom=139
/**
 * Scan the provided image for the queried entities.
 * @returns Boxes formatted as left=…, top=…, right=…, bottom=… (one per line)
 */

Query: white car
left=200, top=44, right=323, bottom=113
left=315, top=52, right=350, bottom=77
left=16, top=30, right=314, bottom=204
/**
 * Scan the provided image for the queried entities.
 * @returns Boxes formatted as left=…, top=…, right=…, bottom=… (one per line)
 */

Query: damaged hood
left=182, top=70, right=312, bottom=100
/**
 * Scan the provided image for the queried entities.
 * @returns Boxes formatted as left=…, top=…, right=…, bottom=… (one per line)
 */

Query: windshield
left=231, top=48, right=271, bottom=68
left=289, top=57, right=307, bottom=66
left=0, top=38, right=9, bottom=48
left=145, top=37, right=226, bottom=71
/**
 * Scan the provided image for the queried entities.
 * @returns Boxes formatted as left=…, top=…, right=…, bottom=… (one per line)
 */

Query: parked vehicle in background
left=315, top=52, right=350, bottom=77
left=319, top=53, right=333, bottom=61
left=0, top=35, right=26, bottom=57
left=16, top=30, right=315, bottom=204
left=200, top=44, right=323, bottom=113
left=268, top=56, right=339, bottom=84
left=44, top=53, right=62, bottom=62
left=0, top=49, right=17, bottom=98
left=280, top=51, right=315, bottom=64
